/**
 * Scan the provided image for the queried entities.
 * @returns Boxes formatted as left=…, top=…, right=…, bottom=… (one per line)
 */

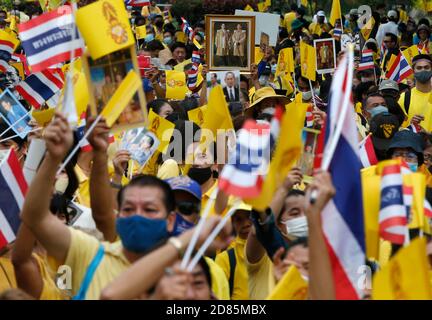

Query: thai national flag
left=0, top=36, right=16, bottom=62
left=358, top=49, right=375, bottom=71
left=219, top=120, right=271, bottom=198
left=0, top=60, right=14, bottom=73
left=15, top=69, right=64, bottom=109
left=18, top=5, right=84, bottom=73
left=386, top=52, right=413, bottom=83
left=191, top=51, right=201, bottom=65
left=320, top=49, right=366, bottom=299
left=0, top=148, right=27, bottom=250
left=358, top=134, right=378, bottom=168
left=11, top=53, right=31, bottom=76
left=77, top=112, right=115, bottom=152
left=379, top=162, right=408, bottom=245
left=305, top=105, right=314, bottom=128
left=181, top=17, right=194, bottom=41
left=333, top=28, right=342, bottom=39
left=125, top=0, right=150, bottom=6
left=407, top=123, right=421, bottom=133
left=186, top=63, right=199, bottom=90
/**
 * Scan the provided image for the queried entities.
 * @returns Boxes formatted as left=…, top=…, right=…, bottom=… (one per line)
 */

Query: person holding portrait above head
left=215, top=23, right=230, bottom=66
left=0, top=99, right=29, bottom=134
left=223, top=72, right=240, bottom=103
left=232, top=24, right=246, bottom=66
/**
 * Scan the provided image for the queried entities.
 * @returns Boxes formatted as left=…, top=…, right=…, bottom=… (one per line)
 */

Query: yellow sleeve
left=205, top=257, right=230, bottom=300
left=157, top=159, right=180, bottom=180
left=33, top=254, right=65, bottom=300
left=215, top=251, right=230, bottom=280
left=64, top=228, right=100, bottom=295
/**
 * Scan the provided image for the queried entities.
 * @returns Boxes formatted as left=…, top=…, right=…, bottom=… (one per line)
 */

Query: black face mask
left=188, top=167, right=213, bottom=185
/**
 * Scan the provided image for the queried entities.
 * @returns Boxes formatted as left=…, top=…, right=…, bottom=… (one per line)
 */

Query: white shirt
left=376, top=21, right=399, bottom=49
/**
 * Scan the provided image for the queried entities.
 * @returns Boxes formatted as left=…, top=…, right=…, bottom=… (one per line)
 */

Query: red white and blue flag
left=358, top=134, right=378, bottom=168
left=77, top=112, right=115, bottom=152
left=305, top=105, right=314, bottom=128
left=15, top=69, right=64, bottom=109
left=0, top=148, right=27, bottom=250
left=379, top=162, right=408, bottom=245
left=333, top=27, right=342, bottom=39
left=191, top=51, right=201, bottom=65
left=385, top=52, right=413, bottom=83
left=125, top=0, right=150, bottom=6
left=358, top=49, right=374, bottom=71
left=186, top=63, right=199, bottom=91
left=181, top=17, right=194, bottom=41
left=18, top=5, right=83, bottom=73
left=0, top=36, right=16, bottom=62
left=11, top=53, right=31, bottom=76
left=320, top=49, right=366, bottom=300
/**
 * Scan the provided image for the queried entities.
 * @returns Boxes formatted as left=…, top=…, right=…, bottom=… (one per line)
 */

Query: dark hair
left=135, top=16, right=146, bottom=26
left=148, top=98, right=171, bottom=116
left=363, top=91, right=384, bottom=106
left=117, top=175, right=176, bottom=213
left=354, top=81, right=375, bottom=103
left=384, top=32, right=398, bottom=43
left=279, top=27, right=289, bottom=40
left=163, top=28, right=175, bottom=37
left=146, top=40, right=164, bottom=52
left=196, top=255, right=212, bottom=289
left=289, top=236, right=308, bottom=249
left=418, top=18, right=430, bottom=27
left=240, top=75, right=249, bottom=91
left=171, top=42, right=187, bottom=53
left=0, top=119, right=26, bottom=148
left=278, top=190, right=306, bottom=222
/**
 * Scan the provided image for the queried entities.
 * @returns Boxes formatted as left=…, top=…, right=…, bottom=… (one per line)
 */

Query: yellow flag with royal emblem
left=135, top=25, right=147, bottom=40
left=76, top=0, right=135, bottom=60
left=188, top=105, right=208, bottom=128
left=276, top=47, right=294, bottom=77
left=300, top=41, right=316, bottom=81
left=165, top=70, right=189, bottom=100
left=402, top=45, right=420, bottom=66
left=266, top=266, right=308, bottom=300
left=372, top=237, right=432, bottom=300
left=360, top=16, right=375, bottom=41
left=147, top=109, right=175, bottom=154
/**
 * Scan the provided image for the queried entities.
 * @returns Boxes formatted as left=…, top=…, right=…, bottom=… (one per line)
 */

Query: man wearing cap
left=362, top=92, right=389, bottom=125
left=379, top=79, right=405, bottom=125
left=308, top=10, right=330, bottom=36
left=387, top=129, right=425, bottom=172
left=376, top=10, right=399, bottom=49
left=369, top=112, right=400, bottom=161
left=398, top=54, right=432, bottom=132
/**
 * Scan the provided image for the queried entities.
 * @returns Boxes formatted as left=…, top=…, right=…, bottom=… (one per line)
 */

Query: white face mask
left=283, top=216, right=308, bottom=238
left=301, top=90, right=313, bottom=101
left=55, top=175, right=69, bottom=194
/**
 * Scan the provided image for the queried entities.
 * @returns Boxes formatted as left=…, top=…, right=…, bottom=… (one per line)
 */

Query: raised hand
left=86, top=116, right=110, bottom=153
left=43, top=112, right=73, bottom=163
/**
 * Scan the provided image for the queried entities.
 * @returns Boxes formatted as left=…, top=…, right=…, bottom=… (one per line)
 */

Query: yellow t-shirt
left=284, top=12, right=296, bottom=33
left=33, top=253, right=66, bottom=300
left=205, top=257, right=229, bottom=300
left=308, top=22, right=327, bottom=36
left=141, top=6, right=162, bottom=17
left=74, top=166, right=90, bottom=208
left=202, top=181, right=236, bottom=217
left=63, top=228, right=130, bottom=300
left=244, top=248, right=275, bottom=300
left=215, top=237, right=249, bottom=300
left=399, top=88, right=432, bottom=132
left=0, top=256, right=16, bottom=293
left=157, top=159, right=183, bottom=180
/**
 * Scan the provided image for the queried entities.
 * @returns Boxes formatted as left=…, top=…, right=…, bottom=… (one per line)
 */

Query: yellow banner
left=276, top=47, right=294, bottom=77
left=165, top=70, right=189, bottom=100
left=135, top=25, right=147, bottom=40
left=76, top=0, right=135, bottom=60
left=147, top=110, right=175, bottom=154
left=300, top=41, right=316, bottom=81
left=188, top=105, right=207, bottom=128
left=32, top=107, right=55, bottom=127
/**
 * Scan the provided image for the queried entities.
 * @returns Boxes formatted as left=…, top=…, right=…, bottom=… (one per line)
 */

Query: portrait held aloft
left=206, top=15, right=255, bottom=72
left=314, top=38, right=337, bottom=75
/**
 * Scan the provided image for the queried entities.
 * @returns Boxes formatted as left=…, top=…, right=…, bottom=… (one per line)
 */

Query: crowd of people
left=0, top=0, right=432, bottom=301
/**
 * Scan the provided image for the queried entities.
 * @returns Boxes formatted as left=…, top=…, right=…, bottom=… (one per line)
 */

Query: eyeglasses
left=392, top=151, right=418, bottom=162
left=424, top=153, right=432, bottom=161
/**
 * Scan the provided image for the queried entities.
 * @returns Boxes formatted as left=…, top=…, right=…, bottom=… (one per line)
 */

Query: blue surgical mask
left=407, top=162, right=418, bottom=172
left=271, top=64, right=277, bottom=74
left=302, top=90, right=313, bottom=101
left=370, top=105, right=388, bottom=118
left=145, top=34, right=155, bottom=42
left=170, top=213, right=196, bottom=236
left=163, top=36, right=173, bottom=45
left=116, top=215, right=168, bottom=253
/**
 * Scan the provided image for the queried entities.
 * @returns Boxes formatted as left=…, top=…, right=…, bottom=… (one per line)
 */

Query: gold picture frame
left=205, top=15, right=255, bottom=72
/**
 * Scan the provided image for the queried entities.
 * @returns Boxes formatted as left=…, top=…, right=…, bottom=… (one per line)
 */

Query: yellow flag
left=38, top=0, right=62, bottom=11
left=165, top=70, right=189, bottom=100
left=257, top=2, right=267, bottom=12
left=0, top=29, right=19, bottom=51
left=265, top=0, right=271, bottom=7
left=246, top=102, right=306, bottom=211
left=10, top=62, right=24, bottom=79
left=276, top=47, right=294, bottom=77
left=301, top=0, right=308, bottom=7
left=174, top=58, right=192, bottom=72
left=201, top=85, right=233, bottom=137
left=147, top=110, right=175, bottom=154
left=402, top=45, right=420, bottom=66
left=405, top=173, right=426, bottom=230
left=135, top=25, right=147, bottom=40
left=32, top=107, right=55, bottom=127
left=76, top=0, right=135, bottom=60
left=255, top=47, right=264, bottom=64
left=72, top=71, right=90, bottom=118
left=372, top=237, right=432, bottom=299
left=266, top=266, right=308, bottom=300
left=100, top=70, right=141, bottom=127
left=244, top=4, right=254, bottom=11
left=176, top=31, right=188, bottom=44
left=361, top=167, right=381, bottom=259
left=188, top=105, right=207, bottom=127
left=300, top=41, right=316, bottom=81
left=329, top=0, right=342, bottom=27
left=193, top=38, right=203, bottom=50
left=360, top=16, right=375, bottom=40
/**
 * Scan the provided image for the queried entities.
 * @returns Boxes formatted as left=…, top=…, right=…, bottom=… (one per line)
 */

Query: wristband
left=168, top=237, right=184, bottom=258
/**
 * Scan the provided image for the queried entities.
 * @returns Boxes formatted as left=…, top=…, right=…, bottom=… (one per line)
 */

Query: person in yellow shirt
left=308, top=11, right=330, bottom=36
left=141, top=1, right=162, bottom=18
left=398, top=54, right=432, bottom=132
left=215, top=203, right=253, bottom=300
left=284, top=4, right=297, bottom=33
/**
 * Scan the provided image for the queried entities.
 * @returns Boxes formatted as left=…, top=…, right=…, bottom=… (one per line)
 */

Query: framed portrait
left=297, top=128, right=321, bottom=184
left=0, top=88, right=31, bottom=139
left=121, top=128, right=159, bottom=168
left=260, top=32, right=270, bottom=53
left=205, top=15, right=255, bottom=72
left=82, top=47, right=148, bottom=133
left=206, top=70, right=241, bottom=103
left=313, top=38, right=337, bottom=75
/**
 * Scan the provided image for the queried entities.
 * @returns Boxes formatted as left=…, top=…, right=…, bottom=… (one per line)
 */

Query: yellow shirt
left=0, top=256, right=16, bottom=293
left=244, top=248, right=275, bottom=300
left=157, top=159, right=182, bottom=180
left=141, top=6, right=162, bottom=17
left=205, top=257, right=230, bottom=300
left=399, top=88, right=432, bottom=132
left=64, top=228, right=130, bottom=300
left=284, top=12, right=296, bottom=33
left=202, top=181, right=237, bottom=217
left=215, top=237, right=249, bottom=300
left=74, top=165, right=90, bottom=208
left=33, top=253, right=66, bottom=300
left=308, top=22, right=328, bottom=36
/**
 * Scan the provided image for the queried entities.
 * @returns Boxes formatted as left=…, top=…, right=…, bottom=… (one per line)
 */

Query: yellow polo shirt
left=399, top=88, right=432, bottom=132
left=215, top=237, right=249, bottom=300
left=0, top=256, right=16, bottom=293
left=74, top=166, right=90, bottom=208
left=244, top=248, right=275, bottom=300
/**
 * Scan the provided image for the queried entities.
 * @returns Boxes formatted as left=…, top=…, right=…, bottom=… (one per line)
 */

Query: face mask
left=301, top=90, right=312, bottom=101
left=145, top=34, right=155, bottom=42
left=188, top=167, right=213, bottom=185
left=259, top=75, right=269, bottom=86
left=414, top=70, right=432, bottom=83
left=55, top=176, right=69, bottom=194
left=314, top=88, right=320, bottom=96
left=170, top=213, right=196, bottom=237
left=406, top=161, right=418, bottom=172
left=283, top=216, right=308, bottom=238
left=163, top=37, right=173, bottom=45
left=370, top=105, right=389, bottom=118
left=271, top=64, right=277, bottom=74
left=116, top=215, right=168, bottom=253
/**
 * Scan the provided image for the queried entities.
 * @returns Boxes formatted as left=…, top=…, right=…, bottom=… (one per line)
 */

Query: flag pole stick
left=56, top=114, right=102, bottom=176
left=180, top=187, right=219, bottom=270
left=0, top=110, right=32, bottom=139
left=187, top=199, right=242, bottom=272
left=0, top=127, right=42, bottom=144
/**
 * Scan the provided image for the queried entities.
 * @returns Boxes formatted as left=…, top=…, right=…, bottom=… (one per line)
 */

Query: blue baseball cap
left=165, top=176, right=202, bottom=201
